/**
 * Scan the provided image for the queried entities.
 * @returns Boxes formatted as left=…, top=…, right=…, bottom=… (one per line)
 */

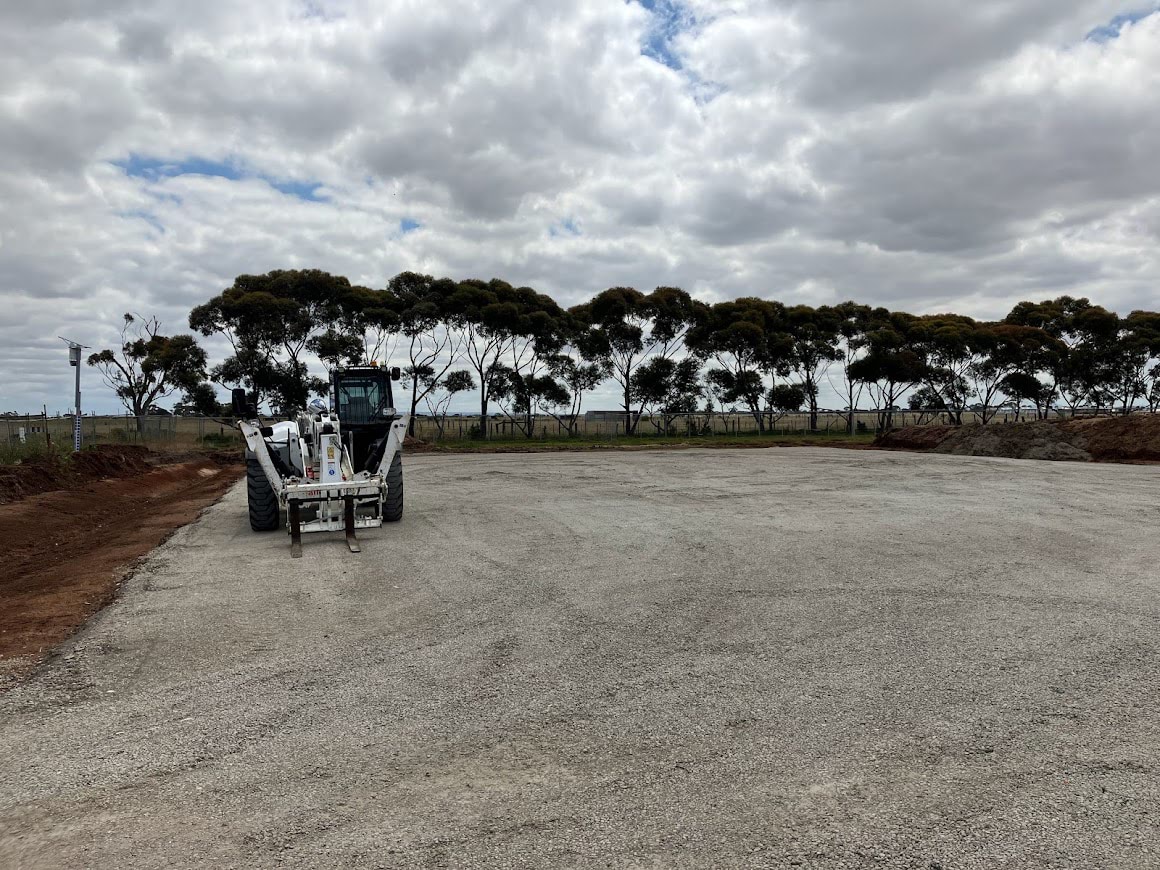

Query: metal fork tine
left=289, top=500, right=303, bottom=558
left=344, top=495, right=360, bottom=553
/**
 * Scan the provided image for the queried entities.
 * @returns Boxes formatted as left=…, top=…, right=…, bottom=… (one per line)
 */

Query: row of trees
left=88, top=270, right=1160, bottom=438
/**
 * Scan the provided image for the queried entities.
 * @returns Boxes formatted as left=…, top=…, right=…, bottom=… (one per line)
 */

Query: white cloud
left=1, top=0, right=1158, bottom=413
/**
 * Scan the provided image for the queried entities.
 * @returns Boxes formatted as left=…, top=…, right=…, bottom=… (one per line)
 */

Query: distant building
left=587, top=409, right=651, bottom=422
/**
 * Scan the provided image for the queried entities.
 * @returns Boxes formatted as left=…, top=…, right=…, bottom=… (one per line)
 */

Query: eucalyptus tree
left=908, top=314, right=984, bottom=425
left=785, top=305, right=843, bottom=431
left=189, top=269, right=356, bottom=414
left=687, top=297, right=791, bottom=433
left=768, top=382, right=807, bottom=427
left=422, top=369, right=475, bottom=440
left=391, top=273, right=465, bottom=435
left=87, top=313, right=208, bottom=427
left=490, top=367, right=572, bottom=438
left=635, top=356, right=704, bottom=434
left=1005, top=296, right=1118, bottom=415
left=447, top=279, right=516, bottom=440
left=342, top=283, right=404, bottom=365
left=542, top=357, right=607, bottom=435
left=847, top=309, right=926, bottom=430
left=826, top=302, right=872, bottom=433
left=964, top=323, right=1060, bottom=424
left=1147, top=369, right=1160, bottom=413
left=1098, top=311, right=1160, bottom=414
left=488, top=287, right=568, bottom=437
left=448, top=278, right=565, bottom=439
left=572, top=286, right=705, bottom=435
left=308, top=327, right=365, bottom=374
left=538, top=322, right=608, bottom=436
left=306, top=278, right=394, bottom=375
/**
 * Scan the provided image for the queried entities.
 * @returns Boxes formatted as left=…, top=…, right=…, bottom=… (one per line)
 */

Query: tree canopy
left=151, top=273, right=1160, bottom=435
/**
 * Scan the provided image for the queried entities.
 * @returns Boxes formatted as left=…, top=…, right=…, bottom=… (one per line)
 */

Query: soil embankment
left=876, top=414, right=1160, bottom=462
left=0, top=447, right=241, bottom=677
left=0, top=444, right=155, bottom=503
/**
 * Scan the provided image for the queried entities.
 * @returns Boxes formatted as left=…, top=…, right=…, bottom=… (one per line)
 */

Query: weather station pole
left=60, top=336, right=88, bottom=452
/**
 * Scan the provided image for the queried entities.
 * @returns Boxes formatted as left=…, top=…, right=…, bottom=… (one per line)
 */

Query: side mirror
left=390, top=366, right=401, bottom=381
left=231, top=388, right=249, bottom=417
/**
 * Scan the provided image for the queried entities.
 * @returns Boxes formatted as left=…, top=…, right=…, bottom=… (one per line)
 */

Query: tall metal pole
left=60, top=337, right=87, bottom=452
left=73, top=346, right=82, bottom=451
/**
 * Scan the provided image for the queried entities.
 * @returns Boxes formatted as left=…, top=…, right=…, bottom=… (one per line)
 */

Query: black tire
left=383, top=452, right=403, bottom=522
left=246, top=455, right=280, bottom=531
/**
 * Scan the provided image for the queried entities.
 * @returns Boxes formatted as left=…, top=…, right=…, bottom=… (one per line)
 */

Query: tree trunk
left=880, top=390, right=895, bottom=430
left=806, top=378, right=819, bottom=432
left=408, top=392, right=420, bottom=436
left=480, top=390, right=489, bottom=440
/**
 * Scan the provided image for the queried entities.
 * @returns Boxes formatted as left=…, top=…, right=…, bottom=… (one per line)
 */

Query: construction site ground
left=1, top=448, right=1157, bottom=869
left=0, top=448, right=242, bottom=673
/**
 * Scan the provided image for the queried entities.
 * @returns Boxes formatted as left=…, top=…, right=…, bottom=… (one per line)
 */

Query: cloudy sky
left=2, top=0, right=1158, bottom=414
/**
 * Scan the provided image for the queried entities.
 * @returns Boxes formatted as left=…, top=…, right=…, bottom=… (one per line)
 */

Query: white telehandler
left=232, top=365, right=408, bottom=557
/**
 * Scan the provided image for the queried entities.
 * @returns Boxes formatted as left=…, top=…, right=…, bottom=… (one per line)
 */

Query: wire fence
left=3, top=406, right=1145, bottom=455
left=407, top=407, right=1077, bottom=441
left=1, top=413, right=241, bottom=452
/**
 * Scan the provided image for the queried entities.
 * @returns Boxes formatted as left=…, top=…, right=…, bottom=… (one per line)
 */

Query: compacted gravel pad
left=1, top=448, right=1157, bottom=868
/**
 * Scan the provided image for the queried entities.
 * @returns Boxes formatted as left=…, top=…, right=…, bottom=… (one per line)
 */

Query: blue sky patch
left=270, top=179, right=325, bottom=200
left=400, top=217, right=421, bottom=234
left=1085, top=7, right=1157, bottom=42
left=116, top=154, right=241, bottom=182
left=633, top=0, right=724, bottom=104
left=114, top=153, right=327, bottom=202
left=635, top=0, right=687, bottom=71
left=549, top=218, right=581, bottom=238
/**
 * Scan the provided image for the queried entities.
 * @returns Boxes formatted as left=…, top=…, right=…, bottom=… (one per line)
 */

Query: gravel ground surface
left=1, top=448, right=1158, bottom=869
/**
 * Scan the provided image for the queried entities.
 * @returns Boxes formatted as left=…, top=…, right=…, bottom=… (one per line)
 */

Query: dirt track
left=0, top=457, right=241, bottom=672
left=1, top=449, right=1158, bottom=868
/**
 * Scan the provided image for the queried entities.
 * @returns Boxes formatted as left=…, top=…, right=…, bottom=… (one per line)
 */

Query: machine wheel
left=383, top=453, right=403, bottom=522
left=246, top=456, right=280, bottom=531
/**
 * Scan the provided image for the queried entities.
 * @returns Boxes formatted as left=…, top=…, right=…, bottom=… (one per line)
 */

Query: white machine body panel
left=319, top=432, right=343, bottom=483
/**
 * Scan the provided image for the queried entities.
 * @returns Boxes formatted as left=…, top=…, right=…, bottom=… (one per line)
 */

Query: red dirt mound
left=935, top=421, right=1090, bottom=462
left=0, top=445, right=156, bottom=504
left=1060, top=414, right=1160, bottom=463
left=875, top=414, right=1160, bottom=463
left=70, top=444, right=152, bottom=477
left=874, top=425, right=957, bottom=451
